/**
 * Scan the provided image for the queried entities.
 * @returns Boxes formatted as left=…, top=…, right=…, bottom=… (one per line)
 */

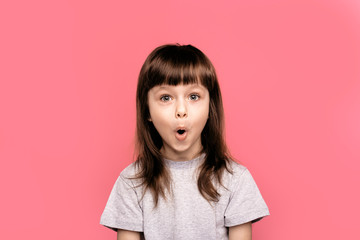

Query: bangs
left=144, top=45, right=215, bottom=91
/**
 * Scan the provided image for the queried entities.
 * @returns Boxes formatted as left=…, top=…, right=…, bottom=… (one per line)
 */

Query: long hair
left=135, top=44, right=231, bottom=206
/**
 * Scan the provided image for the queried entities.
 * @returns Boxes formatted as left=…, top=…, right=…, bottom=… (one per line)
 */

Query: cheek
left=202, top=108, right=210, bottom=126
left=193, top=105, right=210, bottom=127
left=149, top=106, right=169, bottom=122
left=148, top=108, right=171, bottom=134
left=148, top=101, right=160, bottom=121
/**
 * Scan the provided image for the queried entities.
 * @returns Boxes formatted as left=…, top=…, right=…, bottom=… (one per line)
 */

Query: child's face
left=147, top=83, right=209, bottom=161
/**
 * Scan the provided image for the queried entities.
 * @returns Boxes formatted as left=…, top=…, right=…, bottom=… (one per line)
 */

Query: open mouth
left=177, top=129, right=186, bottom=135
left=175, top=128, right=187, bottom=141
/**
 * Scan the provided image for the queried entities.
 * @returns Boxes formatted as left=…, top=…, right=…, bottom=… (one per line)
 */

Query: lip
left=175, top=126, right=187, bottom=141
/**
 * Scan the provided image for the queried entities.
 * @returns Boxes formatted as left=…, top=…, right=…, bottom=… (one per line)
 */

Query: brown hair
left=135, top=44, right=231, bottom=205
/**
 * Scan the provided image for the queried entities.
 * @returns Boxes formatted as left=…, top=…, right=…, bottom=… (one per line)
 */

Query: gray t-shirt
left=100, top=154, right=269, bottom=239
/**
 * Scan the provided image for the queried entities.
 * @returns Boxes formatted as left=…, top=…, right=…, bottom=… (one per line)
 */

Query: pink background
left=1, top=0, right=359, bottom=239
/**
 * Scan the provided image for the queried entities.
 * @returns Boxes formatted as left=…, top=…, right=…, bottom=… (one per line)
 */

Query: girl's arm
left=117, top=229, right=141, bottom=240
left=228, top=222, right=252, bottom=240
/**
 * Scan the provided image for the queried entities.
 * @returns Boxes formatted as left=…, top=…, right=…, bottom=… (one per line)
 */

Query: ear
left=148, top=117, right=152, bottom=122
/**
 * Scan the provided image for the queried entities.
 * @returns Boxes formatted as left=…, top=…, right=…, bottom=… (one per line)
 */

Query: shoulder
left=222, top=159, right=252, bottom=190
left=221, top=159, right=270, bottom=225
left=224, top=159, right=248, bottom=181
left=226, top=159, right=247, bottom=175
left=118, top=162, right=142, bottom=187
left=120, top=162, right=139, bottom=178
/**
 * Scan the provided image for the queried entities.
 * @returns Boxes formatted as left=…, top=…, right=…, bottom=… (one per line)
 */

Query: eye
left=160, top=95, right=172, bottom=102
left=189, top=94, right=200, bottom=101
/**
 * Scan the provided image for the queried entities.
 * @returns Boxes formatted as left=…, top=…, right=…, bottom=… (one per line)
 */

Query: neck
left=160, top=148, right=203, bottom=162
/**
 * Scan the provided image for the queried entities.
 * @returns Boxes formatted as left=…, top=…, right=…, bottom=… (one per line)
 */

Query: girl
left=100, top=44, right=269, bottom=240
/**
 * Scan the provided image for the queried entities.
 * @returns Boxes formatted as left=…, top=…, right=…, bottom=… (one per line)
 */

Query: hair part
left=135, top=44, right=232, bottom=206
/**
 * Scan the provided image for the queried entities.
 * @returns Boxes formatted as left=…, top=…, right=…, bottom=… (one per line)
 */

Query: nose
left=176, top=101, right=187, bottom=118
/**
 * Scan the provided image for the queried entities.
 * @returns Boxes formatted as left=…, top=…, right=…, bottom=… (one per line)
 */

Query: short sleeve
left=224, top=168, right=269, bottom=227
left=100, top=174, right=143, bottom=232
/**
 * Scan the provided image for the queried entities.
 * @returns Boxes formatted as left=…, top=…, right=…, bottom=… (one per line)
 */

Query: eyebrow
left=156, top=84, right=205, bottom=91
left=156, top=86, right=170, bottom=90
